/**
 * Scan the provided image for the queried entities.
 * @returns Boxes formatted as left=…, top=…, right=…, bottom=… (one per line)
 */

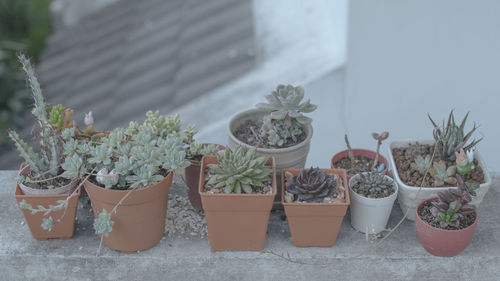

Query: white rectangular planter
left=388, top=140, right=492, bottom=221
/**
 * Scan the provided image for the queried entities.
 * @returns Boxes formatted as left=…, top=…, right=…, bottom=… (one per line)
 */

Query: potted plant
left=183, top=126, right=225, bottom=210
left=348, top=172, right=398, bottom=234
left=387, top=111, right=491, bottom=220
left=65, top=111, right=191, bottom=252
left=281, top=167, right=350, bottom=247
left=416, top=175, right=478, bottom=257
left=227, top=84, right=317, bottom=207
left=331, top=132, right=389, bottom=179
left=199, top=146, right=276, bottom=251
left=10, top=54, right=86, bottom=239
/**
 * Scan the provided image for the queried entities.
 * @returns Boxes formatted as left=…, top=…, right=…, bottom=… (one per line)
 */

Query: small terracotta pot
left=281, top=168, right=350, bottom=247
left=15, top=184, right=81, bottom=240
left=84, top=172, right=173, bottom=252
left=199, top=155, right=276, bottom=251
left=184, top=144, right=225, bottom=210
left=415, top=197, right=477, bottom=257
left=331, top=149, right=389, bottom=179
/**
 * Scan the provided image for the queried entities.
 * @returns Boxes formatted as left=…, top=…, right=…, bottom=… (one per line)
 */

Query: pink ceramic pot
left=415, top=197, right=477, bottom=257
left=331, top=149, right=388, bottom=179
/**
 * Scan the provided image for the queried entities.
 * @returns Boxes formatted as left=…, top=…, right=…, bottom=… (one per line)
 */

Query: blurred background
left=1, top=0, right=499, bottom=172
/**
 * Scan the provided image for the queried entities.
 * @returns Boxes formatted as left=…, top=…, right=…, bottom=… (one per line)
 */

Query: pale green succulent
left=186, top=141, right=220, bottom=160
left=206, top=146, right=273, bottom=194
left=429, top=161, right=457, bottom=186
left=411, top=155, right=432, bottom=174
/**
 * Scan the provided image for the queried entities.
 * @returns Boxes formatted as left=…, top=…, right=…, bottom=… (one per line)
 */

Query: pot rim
left=416, top=196, right=478, bottom=233
left=84, top=170, right=173, bottom=194
left=348, top=172, right=398, bottom=201
left=18, top=164, right=78, bottom=194
left=280, top=168, right=351, bottom=206
left=227, top=108, right=313, bottom=153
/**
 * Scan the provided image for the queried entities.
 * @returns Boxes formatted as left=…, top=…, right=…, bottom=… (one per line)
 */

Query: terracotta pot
left=388, top=140, right=492, bottom=220
left=184, top=144, right=225, bottom=210
left=281, top=168, right=350, bottom=247
left=199, top=155, right=276, bottom=251
left=415, top=197, right=477, bottom=257
left=18, top=164, right=77, bottom=195
left=14, top=184, right=81, bottom=240
left=348, top=173, right=398, bottom=234
left=331, top=149, right=389, bottom=179
left=227, top=109, right=313, bottom=209
left=84, top=172, right=173, bottom=252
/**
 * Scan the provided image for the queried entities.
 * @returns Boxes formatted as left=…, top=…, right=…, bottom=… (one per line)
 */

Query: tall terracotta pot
left=281, top=168, right=350, bottom=247
left=199, top=155, right=276, bottom=251
left=415, top=197, right=477, bottom=257
left=331, top=149, right=389, bottom=179
left=184, top=144, right=225, bottom=210
left=84, top=172, right=173, bottom=252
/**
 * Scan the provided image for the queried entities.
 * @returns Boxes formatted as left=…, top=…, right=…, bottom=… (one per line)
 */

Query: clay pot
left=331, top=149, right=389, bottom=179
left=281, top=168, right=350, bottom=247
left=227, top=109, right=313, bottom=209
left=184, top=144, right=225, bottom=210
left=348, top=173, right=398, bottom=234
left=14, top=184, right=81, bottom=240
left=199, top=155, right=276, bottom=251
left=415, top=197, right=477, bottom=257
left=84, top=172, right=173, bottom=252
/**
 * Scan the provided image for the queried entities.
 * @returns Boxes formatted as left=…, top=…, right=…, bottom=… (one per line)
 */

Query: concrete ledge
left=1, top=171, right=499, bottom=280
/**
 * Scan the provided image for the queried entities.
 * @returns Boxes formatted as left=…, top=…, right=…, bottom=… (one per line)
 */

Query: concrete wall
left=344, top=0, right=500, bottom=172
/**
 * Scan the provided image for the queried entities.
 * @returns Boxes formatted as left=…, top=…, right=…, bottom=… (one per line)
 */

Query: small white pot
left=387, top=140, right=492, bottom=221
left=348, top=173, right=398, bottom=234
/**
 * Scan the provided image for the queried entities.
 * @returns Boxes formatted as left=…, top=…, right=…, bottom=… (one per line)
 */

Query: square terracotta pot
left=14, top=184, right=81, bottom=240
left=199, top=155, right=277, bottom=251
left=281, top=168, right=350, bottom=247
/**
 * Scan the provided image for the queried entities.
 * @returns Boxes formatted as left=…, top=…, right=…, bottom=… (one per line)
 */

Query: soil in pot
left=392, top=143, right=485, bottom=187
left=233, top=119, right=306, bottom=149
left=417, top=200, right=476, bottom=230
left=351, top=176, right=395, bottom=199
left=334, top=156, right=376, bottom=178
left=18, top=165, right=72, bottom=190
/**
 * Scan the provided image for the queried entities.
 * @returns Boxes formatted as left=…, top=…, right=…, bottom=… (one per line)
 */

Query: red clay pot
left=416, top=197, right=477, bottom=257
left=331, top=149, right=389, bottom=179
left=184, top=144, right=225, bottom=210
left=281, top=168, right=350, bottom=247
left=84, top=172, right=173, bottom=252
left=199, top=155, right=276, bottom=251
left=14, top=184, right=81, bottom=240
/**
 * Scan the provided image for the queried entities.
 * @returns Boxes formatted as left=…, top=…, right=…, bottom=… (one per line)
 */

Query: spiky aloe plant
left=430, top=175, right=478, bottom=228
left=428, top=110, right=482, bottom=162
left=205, top=146, right=273, bottom=194
left=284, top=167, right=344, bottom=203
left=256, top=84, right=317, bottom=147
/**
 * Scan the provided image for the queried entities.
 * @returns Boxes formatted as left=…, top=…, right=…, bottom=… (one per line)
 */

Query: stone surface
left=1, top=170, right=499, bottom=280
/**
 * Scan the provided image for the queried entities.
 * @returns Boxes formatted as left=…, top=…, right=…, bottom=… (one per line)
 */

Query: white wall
left=344, top=0, right=500, bottom=172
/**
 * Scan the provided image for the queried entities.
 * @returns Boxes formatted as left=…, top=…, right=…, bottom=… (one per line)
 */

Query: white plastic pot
left=388, top=140, right=492, bottom=220
left=348, top=173, right=398, bottom=234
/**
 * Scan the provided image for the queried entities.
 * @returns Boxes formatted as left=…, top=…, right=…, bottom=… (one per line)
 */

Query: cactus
left=256, top=84, right=317, bottom=147
left=429, top=161, right=457, bottom=186
left=411, top=155, right=432, bottom=175
left=284, top=167, right=345, bottom=203
left=428, top=110, right=482, bottom=162
left=351, top=172, right=394, bottom=198
left=205, top=146, right=273, bottom=194
left=430, top=175, right=478, bottom=228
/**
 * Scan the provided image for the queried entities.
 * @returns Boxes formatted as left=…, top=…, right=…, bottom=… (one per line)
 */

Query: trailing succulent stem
left=206, top=146, right=272, bottom=194
left=284, top=167, right=345, bottom=203
left=428, top=110, right=481, bottom=163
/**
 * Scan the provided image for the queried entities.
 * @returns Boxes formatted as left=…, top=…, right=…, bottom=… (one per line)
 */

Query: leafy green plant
left=205, top=146, right=272, bottom=194
left=256, top=84, right=317, bottom=147
left=428, top=111, right=482, bottom=162
left=284, top=167, right=344, bottom=203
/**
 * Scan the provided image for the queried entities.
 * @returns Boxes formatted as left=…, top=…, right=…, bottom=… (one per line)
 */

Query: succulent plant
left=430, top=175, right=478, bottom=228
left=428, top=111, right=482, bottom=163
left=256, top=84, right=317, bottom=148
left=371, top=131, right=389, bottom=169
left=429, top=161, right=457, bottom=186
left=352, top=172, right=394, bottom=198
left=186, top=142, right=221, bottom=160
left=411, top=155, right=432, bottom=175
left=284, top=167, right=345, bottom=203
left=455, top=148, right=474, bottom=175
left=206, top=146, right=273, bottom=194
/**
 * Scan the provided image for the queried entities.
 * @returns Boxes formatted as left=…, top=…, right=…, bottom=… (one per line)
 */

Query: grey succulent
left=429, top=161, right=457, bottom=186
left=284, top=167, right=344, bottom=203
left=352, top=172, right=394, bottom=198
left=411, top=155, right=432, bottom=175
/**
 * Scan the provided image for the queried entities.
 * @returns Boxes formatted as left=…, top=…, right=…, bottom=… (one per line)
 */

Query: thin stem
left=372, top=140, right=381, bottom=170
left=344, top=134, right=355, bottom=162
